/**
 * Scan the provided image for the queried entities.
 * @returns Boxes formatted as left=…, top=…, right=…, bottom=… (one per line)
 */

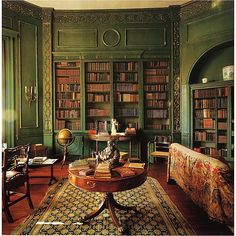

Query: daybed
left=168, top=143, right=234, bottom=225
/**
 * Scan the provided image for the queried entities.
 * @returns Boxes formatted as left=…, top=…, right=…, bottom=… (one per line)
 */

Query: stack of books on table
left=69, top=159, right=94, bottom=176
left=123, top=162, right=145, bottom=169
left=32, top=156, right=47, bottom=164
left=94, top=162, right=111, bottom=179
left=113, top=166, right=136, bottom=177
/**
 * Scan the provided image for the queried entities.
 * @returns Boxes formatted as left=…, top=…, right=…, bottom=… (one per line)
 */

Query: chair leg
left=25, top=181, right=34, bottom=209
left=2, top=192, right=13, bottom=223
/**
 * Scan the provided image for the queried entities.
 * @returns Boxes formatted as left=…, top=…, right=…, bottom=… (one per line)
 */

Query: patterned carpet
left=13, top=177, right=196, bottom=235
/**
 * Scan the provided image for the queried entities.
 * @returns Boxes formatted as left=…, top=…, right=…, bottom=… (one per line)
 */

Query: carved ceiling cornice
left=180, top=0, right=212, bottom=20
left=2, top=0, right=42, bottom=20
left=53, top=9, right=173, bottom=24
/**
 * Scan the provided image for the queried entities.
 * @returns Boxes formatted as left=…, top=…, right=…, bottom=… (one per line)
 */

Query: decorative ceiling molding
left=53, top=9, right=172, bottom=24
left=2, top=0, right=43, bottom=20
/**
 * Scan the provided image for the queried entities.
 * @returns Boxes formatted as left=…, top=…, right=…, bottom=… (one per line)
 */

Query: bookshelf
left=113, top=61, right=139, bottom=129
left=85, top=62, right=111, bottom=130
left=143, top=60, right=170, bottom=131
left=192, top=84, right=233, bottom=162
left=55, top=61, right=81, bottom=130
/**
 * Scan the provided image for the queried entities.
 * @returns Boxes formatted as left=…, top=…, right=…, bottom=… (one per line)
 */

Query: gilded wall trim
left=54, top=9, right=171, bottom=24
left=42, top=9, right=53, bottom=132
left=2, top=0, right=42, bottom=20
left=172, top=19, right=180, bottom=132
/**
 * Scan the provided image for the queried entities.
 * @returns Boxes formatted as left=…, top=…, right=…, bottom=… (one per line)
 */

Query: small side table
left=28, top=158, right=58, bottom=185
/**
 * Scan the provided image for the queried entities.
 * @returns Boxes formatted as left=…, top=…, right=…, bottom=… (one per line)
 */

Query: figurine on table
left=99, top=140, right=121, bottom=168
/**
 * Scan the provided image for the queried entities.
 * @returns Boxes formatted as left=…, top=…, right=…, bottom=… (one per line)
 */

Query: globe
left=57, top=129, right=74, bottom=169
left=57, top=129, right=73, bottom=146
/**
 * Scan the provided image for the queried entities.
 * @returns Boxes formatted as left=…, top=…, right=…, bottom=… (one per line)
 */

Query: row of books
left=144, top=61, right=169, bottom=68
left=146, top=109, right=168, bottom=119
left=86, top=72, right=110, bottom=82
left=194, top=147, right=218, bottom=157
left=194, top=99, right=216, bottom=109
left=144, top=69, right=169, bottom=75
left=144, top=84, right=168, bottom=92
left=144, top=75, right=169, bottom=84
left=154, top=135, right=171, bottom=143
left=86, top=84, right=110, bottom=92
left=145, top=92, right=167, bottom=100
left=57, top=84, right=80, bottom=92
left=87, top=108, right=109, bottom=117
left=194, top=87, right=229, bottom=98
left=217, top=98, right=228, bottom=108
left=56, top=110, right=80, bottom=119
left=145, top=124, right=169, bottom=130
left=145, top=100, right=168, bottom=108
left=57, top=77, right=80, bottom=84
left=218, top=122, right=227, bottom=130
left=195, top=118, right=215, bottom=129
left=87, top=93, right=110, bottom=102
left=57, top=92, right=80, bottom=100
left=56, top=100, right=80, bottom=108
left=114, top=93, right=139, bottom=102
left=114, top=62, right=138, bottom=71
left=194, top=109, right=216, bottom=119
left=114, top=83, right=139, bottom=92
left=56, top=61, right=80, bottom=68
left=115, top=108, right=138, bottom=117
left=114, top=73, right=138, bottom=82
left=194, top=131, right=216, bottom=142
left=218, top=135, right=227, bottom=143
left=56, top=69, right=80, bottom=76
left=55, top=120, right=80, bottom=130
left=86, top=62, right=110, bottom=71
left=218, top=109, right=227, bottom=118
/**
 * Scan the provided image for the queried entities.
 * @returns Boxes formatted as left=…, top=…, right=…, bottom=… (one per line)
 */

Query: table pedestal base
left=82, top=192, right=136, bottom=233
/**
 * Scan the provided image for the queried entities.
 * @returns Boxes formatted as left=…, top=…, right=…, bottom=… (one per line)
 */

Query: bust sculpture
left=99, top=140, right=120, bottom=167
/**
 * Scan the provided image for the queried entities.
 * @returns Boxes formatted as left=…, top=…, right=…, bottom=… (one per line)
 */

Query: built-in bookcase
left=113, top=61, right=139, bottom=129
left=55, top=61, right=81, bottom=130
left=143, top=60, right=170, bottom=131
left=192, top=84, right=234, bottom=162
left=85, top=62, right=111, bottom=130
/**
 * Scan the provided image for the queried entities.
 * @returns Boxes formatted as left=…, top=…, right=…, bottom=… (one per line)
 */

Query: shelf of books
left=85, top=62, right=111, bottom=130
left=55, top=61, right=81, bottom=130
left=113, top=61, right=139, bottom=129
left=143, top=60, right=170, bottom=131
left=192, top=86, right=233, bottom=160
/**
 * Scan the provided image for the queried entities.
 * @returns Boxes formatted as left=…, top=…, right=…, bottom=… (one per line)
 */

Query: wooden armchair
left=2, top=144, right=33, bottom=222
left=147, top=136, right=171, bottom=164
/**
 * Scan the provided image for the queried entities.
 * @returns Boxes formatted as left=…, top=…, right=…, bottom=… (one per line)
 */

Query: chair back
left=3, top=144, right=31, bottom=181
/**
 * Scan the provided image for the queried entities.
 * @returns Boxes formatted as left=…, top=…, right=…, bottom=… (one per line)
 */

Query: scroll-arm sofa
left=168, top=143, right=234, bottom=226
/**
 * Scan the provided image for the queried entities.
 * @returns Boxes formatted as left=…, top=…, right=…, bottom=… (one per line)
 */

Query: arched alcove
left=189, top=41, right=233, bottom=84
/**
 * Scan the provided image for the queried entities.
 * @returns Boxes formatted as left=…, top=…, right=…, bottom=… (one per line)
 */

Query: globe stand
left=57, top=129, right=74, bottom=169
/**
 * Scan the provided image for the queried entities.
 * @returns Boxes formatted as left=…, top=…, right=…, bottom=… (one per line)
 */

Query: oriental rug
left=13, top=177, right=195, bottom=235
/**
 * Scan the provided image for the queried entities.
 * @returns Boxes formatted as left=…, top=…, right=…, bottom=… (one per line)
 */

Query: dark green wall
left=180, top=1, right=234, bottom=146
left=2, top=1, right=43, bottom=146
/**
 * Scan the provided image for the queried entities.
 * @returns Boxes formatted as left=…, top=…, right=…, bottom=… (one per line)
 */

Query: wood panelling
left=19, top=21, right=39, bottom=128
left=126, top=27, right=167, bottom=47
left=186, top=9, right=233, bottom=43
left=2, top=16, right=13, bottom=29
left=57, top=28, right=98, bottom=48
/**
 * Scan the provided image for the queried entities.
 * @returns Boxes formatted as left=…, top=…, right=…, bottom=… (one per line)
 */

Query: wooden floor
left=2, top=159, right=233, bottom=235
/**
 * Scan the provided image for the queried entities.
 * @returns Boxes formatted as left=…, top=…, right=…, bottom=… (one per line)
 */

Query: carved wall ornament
left=42, top=9, right=53, bottom=132
left=102, top=29, right=121, bottom=47
left=172, top=18, right=180, bottom=132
